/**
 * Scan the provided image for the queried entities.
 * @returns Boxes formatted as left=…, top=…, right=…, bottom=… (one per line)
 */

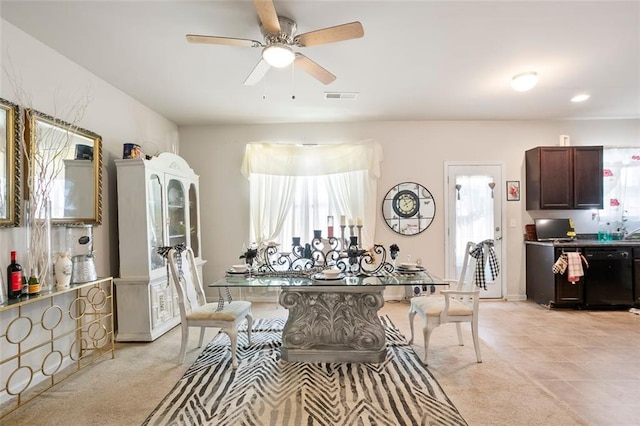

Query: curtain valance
left=241, top=140, right=383, bottom=178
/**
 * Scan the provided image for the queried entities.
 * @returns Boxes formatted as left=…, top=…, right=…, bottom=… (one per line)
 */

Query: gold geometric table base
left=0, top=277, right=115, bottom=419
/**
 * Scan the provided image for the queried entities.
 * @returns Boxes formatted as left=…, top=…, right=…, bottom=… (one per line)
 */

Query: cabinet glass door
left=148, top=174, right=165, bottom=271
left=167, top=178, right=186, bottom=247
left=189, top=183, right=199, bottom=257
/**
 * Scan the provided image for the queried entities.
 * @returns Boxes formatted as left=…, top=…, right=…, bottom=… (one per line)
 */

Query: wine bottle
left=28, top=268, right=41, bottom=296
left=7, top=251, right=23, bottom=299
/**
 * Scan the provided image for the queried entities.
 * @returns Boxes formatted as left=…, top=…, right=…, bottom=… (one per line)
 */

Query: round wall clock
left=382, top=182, right=436, bottom=235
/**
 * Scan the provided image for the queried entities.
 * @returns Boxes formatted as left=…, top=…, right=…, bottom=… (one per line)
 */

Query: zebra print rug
left=143, top=316, right=467, bottom=426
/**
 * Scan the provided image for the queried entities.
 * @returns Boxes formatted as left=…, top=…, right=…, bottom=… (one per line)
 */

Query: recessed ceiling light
left=511, top=72, right=538, bottom=92
left=571, top=94, right=590, bottom=103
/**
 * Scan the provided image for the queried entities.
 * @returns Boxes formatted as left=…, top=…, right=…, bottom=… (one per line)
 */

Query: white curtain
left=454, top=175, right=495, bottom=273
left=248, top=173, right=296, bottom=244
left=241, top=140, right=383, bottom=248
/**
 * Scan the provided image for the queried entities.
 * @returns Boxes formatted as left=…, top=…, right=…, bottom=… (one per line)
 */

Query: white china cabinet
left=114, top=153, right=204, bottom=341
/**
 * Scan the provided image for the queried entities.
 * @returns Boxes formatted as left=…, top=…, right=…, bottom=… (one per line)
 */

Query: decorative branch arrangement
left=3, top=60, right=92, bottom=288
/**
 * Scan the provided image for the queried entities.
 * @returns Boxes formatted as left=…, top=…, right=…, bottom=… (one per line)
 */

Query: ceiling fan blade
left=294, top=21, right=364, bottom=47
left=253, top=0, right=281, bottom=34
left=244, top=59, right=271, bottom=85
left=186, top=34, right=262, bottom=48
left=294, top=53, right=336, bottom=85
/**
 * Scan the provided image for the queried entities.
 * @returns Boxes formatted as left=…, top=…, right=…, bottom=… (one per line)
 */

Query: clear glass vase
left=25, top=198, right=53, bottom=291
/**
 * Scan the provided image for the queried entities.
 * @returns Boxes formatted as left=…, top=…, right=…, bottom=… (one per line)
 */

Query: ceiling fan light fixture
left=262, top=43, right=295, bottom=68
left=511, top=72, right=538, bottom=92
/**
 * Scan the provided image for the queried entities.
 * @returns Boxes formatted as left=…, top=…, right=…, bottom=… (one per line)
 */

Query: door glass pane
left=189, top=183, right=199, bottom=257
left=454, top=175, right=495, bottom=276
left=148, top=174, right=164, bottom=270
left=167, top=178, right=186, bottom=247
left=447, top=163, right=503, bottom=299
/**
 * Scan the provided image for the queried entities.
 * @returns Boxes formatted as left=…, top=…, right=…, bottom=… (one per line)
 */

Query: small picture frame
left=507, top=181, right=520, bottom=201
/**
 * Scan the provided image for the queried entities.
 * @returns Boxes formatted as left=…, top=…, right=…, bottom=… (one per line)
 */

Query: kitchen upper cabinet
left=114, top=153, right=204, bottom=341
left=525, top=146, right=603, bottom=210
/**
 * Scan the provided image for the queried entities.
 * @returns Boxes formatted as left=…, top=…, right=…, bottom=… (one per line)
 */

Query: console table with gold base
left=0, top=277, right=114, bottom=419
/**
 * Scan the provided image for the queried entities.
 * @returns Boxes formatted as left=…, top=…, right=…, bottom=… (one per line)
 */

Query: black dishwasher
left=584, top=248, right=634, bottom=307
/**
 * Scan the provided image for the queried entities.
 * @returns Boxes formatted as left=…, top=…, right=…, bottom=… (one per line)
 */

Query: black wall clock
left=382, top=182, right=436, bottom=235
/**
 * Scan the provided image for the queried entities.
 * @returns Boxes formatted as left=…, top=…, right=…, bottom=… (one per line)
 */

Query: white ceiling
left=1, top=1, right=639, bottom=126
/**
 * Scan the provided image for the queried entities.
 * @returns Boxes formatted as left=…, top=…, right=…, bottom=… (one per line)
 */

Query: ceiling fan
left=186, top=0, right=364, bottom=85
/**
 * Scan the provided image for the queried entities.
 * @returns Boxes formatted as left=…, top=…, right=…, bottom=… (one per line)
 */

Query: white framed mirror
left=25, top=109, right=102, bottom=224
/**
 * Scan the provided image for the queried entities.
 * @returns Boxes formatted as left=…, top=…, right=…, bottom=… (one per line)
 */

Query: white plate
left=312, top=273, right=345, bottom=281
left=226, top=269, right=249, bottom=275
left=396, top=265, right=425, bottom=272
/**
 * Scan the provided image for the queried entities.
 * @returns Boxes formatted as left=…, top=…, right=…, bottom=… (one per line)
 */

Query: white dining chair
left=167, top=247, right=253, bottom=369
left=408, top=241, right=484, bottom=365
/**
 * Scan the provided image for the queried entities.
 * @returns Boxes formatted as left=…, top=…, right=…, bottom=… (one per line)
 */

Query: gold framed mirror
left=25, top=109, right=102, bottom=224
left=0, top=97, right=21, bottom=227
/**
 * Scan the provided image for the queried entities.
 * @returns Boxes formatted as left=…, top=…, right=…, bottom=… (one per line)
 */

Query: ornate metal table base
left=279, top=286, right=386, bottom=363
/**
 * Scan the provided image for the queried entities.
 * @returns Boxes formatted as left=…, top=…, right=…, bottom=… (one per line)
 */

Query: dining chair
left=167, top=247, right=253, bottom=369
left=408, top=241, right=484, bottom=365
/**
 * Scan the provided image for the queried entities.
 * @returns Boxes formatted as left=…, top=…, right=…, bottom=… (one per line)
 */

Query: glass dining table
left=209, top=270, right=447, bottom=363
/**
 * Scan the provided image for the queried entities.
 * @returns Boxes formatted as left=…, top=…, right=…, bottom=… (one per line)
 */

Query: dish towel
left=566, top=252, right=584, bottom=283
left=552, top=254, right=568, bottom=274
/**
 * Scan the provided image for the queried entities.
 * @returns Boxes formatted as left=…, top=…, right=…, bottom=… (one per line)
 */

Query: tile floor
left=257, top=296, right=640, bottom=425
left=474, top=300, right=640, bottom=425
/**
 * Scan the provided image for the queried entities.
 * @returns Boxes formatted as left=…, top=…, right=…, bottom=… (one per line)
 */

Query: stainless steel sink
left=623, top=227, right=640, bottom=240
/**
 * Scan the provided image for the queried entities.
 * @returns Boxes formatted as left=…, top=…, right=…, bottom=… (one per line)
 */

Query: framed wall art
left=507, top=180, right=520, bottom=201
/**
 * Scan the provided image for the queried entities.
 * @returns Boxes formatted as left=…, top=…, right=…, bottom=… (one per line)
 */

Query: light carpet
left=143, top=316, right=467, bottom=426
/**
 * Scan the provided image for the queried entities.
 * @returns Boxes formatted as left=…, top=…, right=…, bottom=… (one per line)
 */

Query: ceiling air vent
left=324, top=92, right=358, bottom=100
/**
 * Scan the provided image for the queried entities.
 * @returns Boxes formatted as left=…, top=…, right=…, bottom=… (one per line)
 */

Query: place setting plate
left=226, top=264, right=251, bottom=275
left=226, top=270, right=249, bottom=275
left=395, top=265, right=426, bottom=274
left=312, top=272, right=346, bottom=281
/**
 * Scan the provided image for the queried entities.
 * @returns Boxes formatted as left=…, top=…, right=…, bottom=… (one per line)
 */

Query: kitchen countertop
left=524, top=239, right=640, bottom=247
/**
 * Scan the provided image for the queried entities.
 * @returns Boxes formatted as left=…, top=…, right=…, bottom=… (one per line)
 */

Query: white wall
left=178, top=119, right=639, bottom=300
left=1, top=19, right=178, bottom=279
left=0, top=19, right=179, bottom=405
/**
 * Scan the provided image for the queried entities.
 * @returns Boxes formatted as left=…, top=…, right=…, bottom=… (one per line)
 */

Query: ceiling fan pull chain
left=291, top=63, right=296, bottom=100
left=262, top=67, right=269, bottom=100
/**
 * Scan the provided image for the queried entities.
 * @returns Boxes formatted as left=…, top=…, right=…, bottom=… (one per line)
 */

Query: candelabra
left=253, top=237, right=395, bottom=276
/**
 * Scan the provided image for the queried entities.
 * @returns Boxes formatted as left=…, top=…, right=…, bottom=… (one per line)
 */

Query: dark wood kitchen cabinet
left=526, top=244, right=584, bottom=307
left=525, top=146, right=603, bottom=210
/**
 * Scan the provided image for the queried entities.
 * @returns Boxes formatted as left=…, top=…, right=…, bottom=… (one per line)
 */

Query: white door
left=445, top=163, right=504, bottom=298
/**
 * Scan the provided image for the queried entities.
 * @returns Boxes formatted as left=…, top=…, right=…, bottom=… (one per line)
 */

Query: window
left=602, top=146, right=640, bottom=231
left=241, top=141, right=383, bottom=249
